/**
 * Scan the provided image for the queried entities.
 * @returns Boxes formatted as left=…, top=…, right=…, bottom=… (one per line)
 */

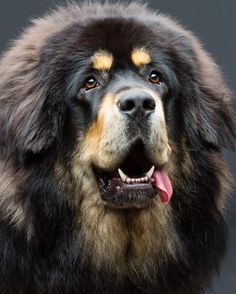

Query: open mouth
left=93, top=141, right=173, bottom=209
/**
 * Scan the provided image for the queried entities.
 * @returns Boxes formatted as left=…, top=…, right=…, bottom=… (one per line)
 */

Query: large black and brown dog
left=0, top=2, right=235, bottom=294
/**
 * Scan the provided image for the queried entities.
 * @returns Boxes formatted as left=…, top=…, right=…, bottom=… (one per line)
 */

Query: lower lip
left=100, top=178, right=156, bottom=209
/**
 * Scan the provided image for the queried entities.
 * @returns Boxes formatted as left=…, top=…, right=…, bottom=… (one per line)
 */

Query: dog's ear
left=0, top=55, right=60, bottom=154
left=1, top=91, right=60, bottom=154
left=182, top=38, right=236, bottom=149
left=7, top=93, right=59, bottom=154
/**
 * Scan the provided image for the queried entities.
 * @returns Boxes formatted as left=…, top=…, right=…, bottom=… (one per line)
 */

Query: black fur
left=0, top=3, right=235, bottom=294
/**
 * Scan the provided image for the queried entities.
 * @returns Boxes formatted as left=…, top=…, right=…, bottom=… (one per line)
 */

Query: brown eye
left=84, top=77, right=99, bottom=91
left=149, top=71, right=161, bottom=84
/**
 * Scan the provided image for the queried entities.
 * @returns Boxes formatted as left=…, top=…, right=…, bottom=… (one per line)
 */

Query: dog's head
left=0, top=2, right=235, bottom=281
left=1, top=7, right=234, bottom=206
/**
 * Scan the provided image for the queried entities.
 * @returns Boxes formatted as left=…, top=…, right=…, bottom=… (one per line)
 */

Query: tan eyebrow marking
left=91, top=50, right=113, bottom=71
left=131, top=48, right=151, bottom=67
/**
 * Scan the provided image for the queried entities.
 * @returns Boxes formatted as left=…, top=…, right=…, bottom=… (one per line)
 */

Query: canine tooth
left=146, top=166, right=155, bottom=179
left=118, top=169, right=127, bottom=182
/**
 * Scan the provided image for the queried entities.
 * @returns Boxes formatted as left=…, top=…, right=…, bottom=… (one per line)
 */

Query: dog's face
left=0, top=3, right=235, bottom=285
left=73, top=20, right=173, bottom=209
left=37, top=18, right=178, bottom=211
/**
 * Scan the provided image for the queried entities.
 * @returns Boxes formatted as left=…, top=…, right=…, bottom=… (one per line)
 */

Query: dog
left=0, top=2, right=235, bottom=293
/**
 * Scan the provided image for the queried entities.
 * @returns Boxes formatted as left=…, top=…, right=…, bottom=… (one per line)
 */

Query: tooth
left=127, top=178, right=131, bottom=184
left=146, top=166, right=155, bottom=179
left=145, top=176, right=149, bottom=182
left=118, top=169, right=127, bottom=182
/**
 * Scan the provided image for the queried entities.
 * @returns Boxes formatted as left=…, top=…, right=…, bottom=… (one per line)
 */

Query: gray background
left=0, top=0, right=235, bottom=293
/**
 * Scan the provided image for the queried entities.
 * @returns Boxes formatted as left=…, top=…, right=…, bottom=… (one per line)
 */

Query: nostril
left=118, top=99, right=135, bottom=112
left=143, top=98, right=156, bottom=111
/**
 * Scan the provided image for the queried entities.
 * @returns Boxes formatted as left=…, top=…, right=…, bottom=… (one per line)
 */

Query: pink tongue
left=152, top=170, right=173, bottom=204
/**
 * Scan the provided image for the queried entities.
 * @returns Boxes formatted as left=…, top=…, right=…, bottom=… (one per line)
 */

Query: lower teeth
left=126, top=177, right=148, bottom=184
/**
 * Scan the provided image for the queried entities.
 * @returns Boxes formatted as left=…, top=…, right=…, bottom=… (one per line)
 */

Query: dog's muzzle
left=87, top=87, right=173, bottom=209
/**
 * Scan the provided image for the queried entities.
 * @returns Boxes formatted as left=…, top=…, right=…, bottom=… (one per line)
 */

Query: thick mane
left=0, top=3, right=234, bottom=294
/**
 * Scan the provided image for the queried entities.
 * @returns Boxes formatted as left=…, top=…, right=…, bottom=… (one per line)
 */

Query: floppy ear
left=7, top=92, right=60, bottom=154
left=0, top=55, right=60, bottom=154
left=182, top=38, right=236, bottom=149
left=0, top=90, right=60, bottom=154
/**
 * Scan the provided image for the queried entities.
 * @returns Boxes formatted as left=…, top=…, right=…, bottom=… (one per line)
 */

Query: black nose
left=117, top=91, right=156, bottom=118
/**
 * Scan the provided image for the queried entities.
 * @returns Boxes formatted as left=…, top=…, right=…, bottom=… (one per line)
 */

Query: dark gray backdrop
left=0, top=1, right=235, bottom=293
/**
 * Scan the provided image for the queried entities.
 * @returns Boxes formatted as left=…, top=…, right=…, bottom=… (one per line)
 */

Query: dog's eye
left=149, top=71, right=161, bottom=84
left=84, top=77, right=99, bottom=91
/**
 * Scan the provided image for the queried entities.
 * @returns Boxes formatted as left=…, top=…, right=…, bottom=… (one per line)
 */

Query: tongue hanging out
left=152, top=170, right=173, bottom=204
left=94, top=161, right=173, bottom=208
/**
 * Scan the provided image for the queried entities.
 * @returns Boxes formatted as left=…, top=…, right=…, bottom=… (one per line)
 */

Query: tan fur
left=81, top=93, right=130, bottom=169
left=92, top=50, right=113, bottom=71
left=142, top=88, right=172, bottom=166
left=71, top=156, right=181, bottom=278
left=209, top=153, right=233, bottom=213
left=69, top=87, right=179, bottom=277
left=116, top=87, right=172, bottom=166
left=80, top=201, right=180, bottom=278
left=0, top=160, right=32, bottom=236
left=0, top=163, right=22, bottom=226
left=167, top=136, right=194, bottom=187
left=131, top=48, right=151, bottom=67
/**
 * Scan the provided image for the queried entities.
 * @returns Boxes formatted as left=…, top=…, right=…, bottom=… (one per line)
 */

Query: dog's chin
left=92, top=140, right=171, bottom=209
